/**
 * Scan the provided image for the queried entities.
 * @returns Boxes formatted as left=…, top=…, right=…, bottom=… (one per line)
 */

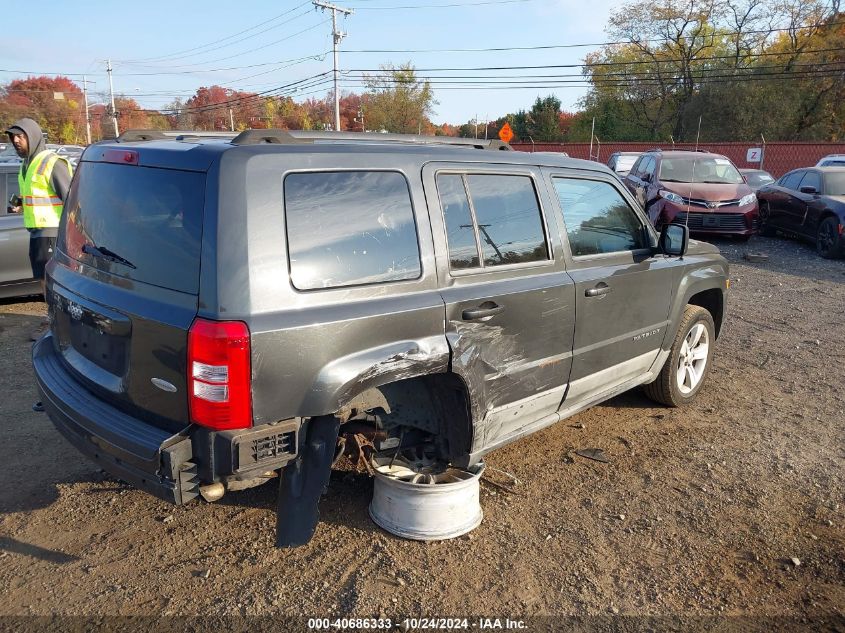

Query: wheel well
left=338, top=374, right=473, bottom=464
left=688, top=288, right=724, bottom=338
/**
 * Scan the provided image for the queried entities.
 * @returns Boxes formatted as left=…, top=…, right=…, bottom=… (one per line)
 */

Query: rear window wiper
left=82, top=244, right=136, bottom=269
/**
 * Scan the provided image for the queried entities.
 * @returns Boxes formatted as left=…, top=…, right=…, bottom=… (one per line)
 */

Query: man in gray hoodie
left=6, top=118, right=72, bottom=336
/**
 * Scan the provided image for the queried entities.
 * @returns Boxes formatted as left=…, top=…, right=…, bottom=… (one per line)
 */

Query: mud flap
left=275, top=415, right=341, bottom=547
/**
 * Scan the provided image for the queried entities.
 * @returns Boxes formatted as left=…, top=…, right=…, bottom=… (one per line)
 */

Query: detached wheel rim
left=676, top=323, right=709, bottom=395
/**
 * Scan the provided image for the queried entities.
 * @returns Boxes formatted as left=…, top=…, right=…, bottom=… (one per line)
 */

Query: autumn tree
left=580, top=0, right=843, bottom=141
left=363, top=63, right=436, bottom=134
left=0, top=76, right=87, bottom=144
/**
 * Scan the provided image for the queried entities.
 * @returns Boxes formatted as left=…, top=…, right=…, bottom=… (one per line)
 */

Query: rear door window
left=554, top=177, right=649, bottom=256
left=435, top=173, right=549, bottom=271
left=59, top=162, right=205, bottom=294
left=437, top=174, right=480, bottom=269
left=284, top=171, right=421, bottom=290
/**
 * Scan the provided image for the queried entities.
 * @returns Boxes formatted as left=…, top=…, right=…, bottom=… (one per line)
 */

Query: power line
left=346, top=60, right=845, bottom=82
left=118, top=2, right=313, bottom=64
left=115, top=19, right=331, bottom=71
left=346, top=46, right=845, bottom=73
left=343, top=21, right=845, bottom=53
left=347, top=0, right=534, bottom=8
left=2, top=28, right=839, bottom=79
left=336, top=70, right=845, bottom=90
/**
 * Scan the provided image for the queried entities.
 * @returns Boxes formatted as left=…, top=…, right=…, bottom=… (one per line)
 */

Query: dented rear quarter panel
left=205, top=148, right=449, bottom=424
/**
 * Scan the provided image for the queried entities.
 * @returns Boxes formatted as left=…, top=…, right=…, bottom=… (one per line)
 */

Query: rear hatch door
left=49, top=150, right=209, bottom=432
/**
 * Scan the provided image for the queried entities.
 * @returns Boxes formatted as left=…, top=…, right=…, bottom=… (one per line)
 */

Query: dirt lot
left=0, top=235, right=843, bottom=630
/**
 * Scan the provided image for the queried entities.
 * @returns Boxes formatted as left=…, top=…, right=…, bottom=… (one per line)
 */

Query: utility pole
left=81, top=75, right=92, bottom=145
left=313, top=0, right=353, bottom=132
left=106, top=59, right=119, bottom=137
left=229, top=108, right=235, bottom=132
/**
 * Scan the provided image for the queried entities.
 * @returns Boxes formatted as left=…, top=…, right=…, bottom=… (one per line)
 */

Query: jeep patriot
left=33, top=130, right=728, bottom=546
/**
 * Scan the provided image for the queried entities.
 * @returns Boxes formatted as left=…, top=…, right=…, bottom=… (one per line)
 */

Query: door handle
left=462, top=303, right=504, bottom=320
left=585, top=283, right=612, bottom=298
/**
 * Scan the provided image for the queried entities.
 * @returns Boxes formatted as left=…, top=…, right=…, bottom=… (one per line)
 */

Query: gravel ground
left=0, top=235, right=842, bottom=631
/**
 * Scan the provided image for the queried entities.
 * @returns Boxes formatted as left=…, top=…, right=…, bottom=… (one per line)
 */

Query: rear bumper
left=32, top=335, right=198, bottom=505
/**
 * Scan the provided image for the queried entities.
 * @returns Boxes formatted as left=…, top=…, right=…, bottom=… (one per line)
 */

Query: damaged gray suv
left=33, top=130, right=728, bottom=546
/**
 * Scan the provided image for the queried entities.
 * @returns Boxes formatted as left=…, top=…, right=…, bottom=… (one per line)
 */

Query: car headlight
left=739, top=193, right=757, bottom=206
left=659, top=190, right=684, bottom=204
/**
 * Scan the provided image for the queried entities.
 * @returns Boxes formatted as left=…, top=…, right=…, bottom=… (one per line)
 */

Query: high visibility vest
left=18, top=150, right=72, bottom=229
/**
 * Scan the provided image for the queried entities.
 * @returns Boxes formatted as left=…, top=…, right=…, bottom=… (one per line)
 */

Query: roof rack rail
left=230, top=129, right=512, bottom=150
left=647, top=147, right=712, bottom=153
left=116, top=129, right=236, bottom=142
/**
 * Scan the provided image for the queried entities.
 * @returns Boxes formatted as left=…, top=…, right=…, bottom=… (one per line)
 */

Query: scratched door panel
left=422, top=163, right=576, bottom=441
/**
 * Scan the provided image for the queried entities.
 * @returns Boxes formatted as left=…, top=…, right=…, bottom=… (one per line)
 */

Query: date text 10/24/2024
left=307, top=618, right=528, bottom=630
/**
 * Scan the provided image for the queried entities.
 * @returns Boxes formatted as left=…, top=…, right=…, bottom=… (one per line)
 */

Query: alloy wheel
left=676, top=323, right=709, bottom=395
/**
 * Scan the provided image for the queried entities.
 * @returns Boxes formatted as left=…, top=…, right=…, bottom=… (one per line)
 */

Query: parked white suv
left=816, top=154, right=845, bottom=167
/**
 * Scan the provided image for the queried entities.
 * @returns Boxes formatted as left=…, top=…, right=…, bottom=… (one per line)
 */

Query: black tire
left=643, top=305, right=716, bottom=407
left=758, top=202, right=776, bottom=237
left=816, top=216, right=843, bottom=259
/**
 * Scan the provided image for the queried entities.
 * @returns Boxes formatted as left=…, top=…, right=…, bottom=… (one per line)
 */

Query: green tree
left=364, top=63, right=436, bottom=134
left=527, top=95, right=564, bottom=141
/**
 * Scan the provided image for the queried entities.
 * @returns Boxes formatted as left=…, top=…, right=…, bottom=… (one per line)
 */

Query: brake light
left=187, top=318, right=252, bottom=430
left=102, top=149, right=139, bottom=165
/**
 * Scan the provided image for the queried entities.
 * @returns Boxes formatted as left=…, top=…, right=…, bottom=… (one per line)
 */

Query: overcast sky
left=0, top=0, right=621, bottom=124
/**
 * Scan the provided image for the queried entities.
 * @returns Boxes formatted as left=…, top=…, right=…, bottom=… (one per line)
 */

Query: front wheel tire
left=643, top=305, right=715, bottom=407
left=758, top=203, right=776, bottom=237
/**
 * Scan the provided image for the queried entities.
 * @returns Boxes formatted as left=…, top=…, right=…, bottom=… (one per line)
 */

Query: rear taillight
left=187, top=318, right=252, bottom=430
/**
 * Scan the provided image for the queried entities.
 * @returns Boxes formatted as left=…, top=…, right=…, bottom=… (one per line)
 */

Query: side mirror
left=659, top=223, right=689, bottom=257
left=643, top=173, right=653, bottom=183
left=799, top=185, right=818, bottom=195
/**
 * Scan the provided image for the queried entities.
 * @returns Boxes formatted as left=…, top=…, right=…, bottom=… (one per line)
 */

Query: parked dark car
left=623, top=149, right=758, bottom=239
left=0, top=162, right=40, bottom=299
left=607, top=151, right=641, bottom=176
left=756, top=166, right=845, bottom=259
left=0, top=143, right=22, bottom=165
left=33, top=129, right=728, bottom=546
left=738, top=168, right=775, bottom=192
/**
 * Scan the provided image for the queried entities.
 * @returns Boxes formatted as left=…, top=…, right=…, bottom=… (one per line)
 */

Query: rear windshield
left=615, top=155, right=638, bottom=172
left=59, top=162, right=205, bottom=294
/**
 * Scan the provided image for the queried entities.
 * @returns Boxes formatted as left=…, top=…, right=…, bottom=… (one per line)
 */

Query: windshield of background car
left=659, top=157, right=744, bottom=184
left=58, top=162, right=205, bottom=294
left=824, top=172, right=845, bottom=195
left=746, top=172, right=774, bottom=187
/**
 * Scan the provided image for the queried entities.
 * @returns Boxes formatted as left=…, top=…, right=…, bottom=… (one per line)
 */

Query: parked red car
left=623, top=150, right=758, bottom=239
